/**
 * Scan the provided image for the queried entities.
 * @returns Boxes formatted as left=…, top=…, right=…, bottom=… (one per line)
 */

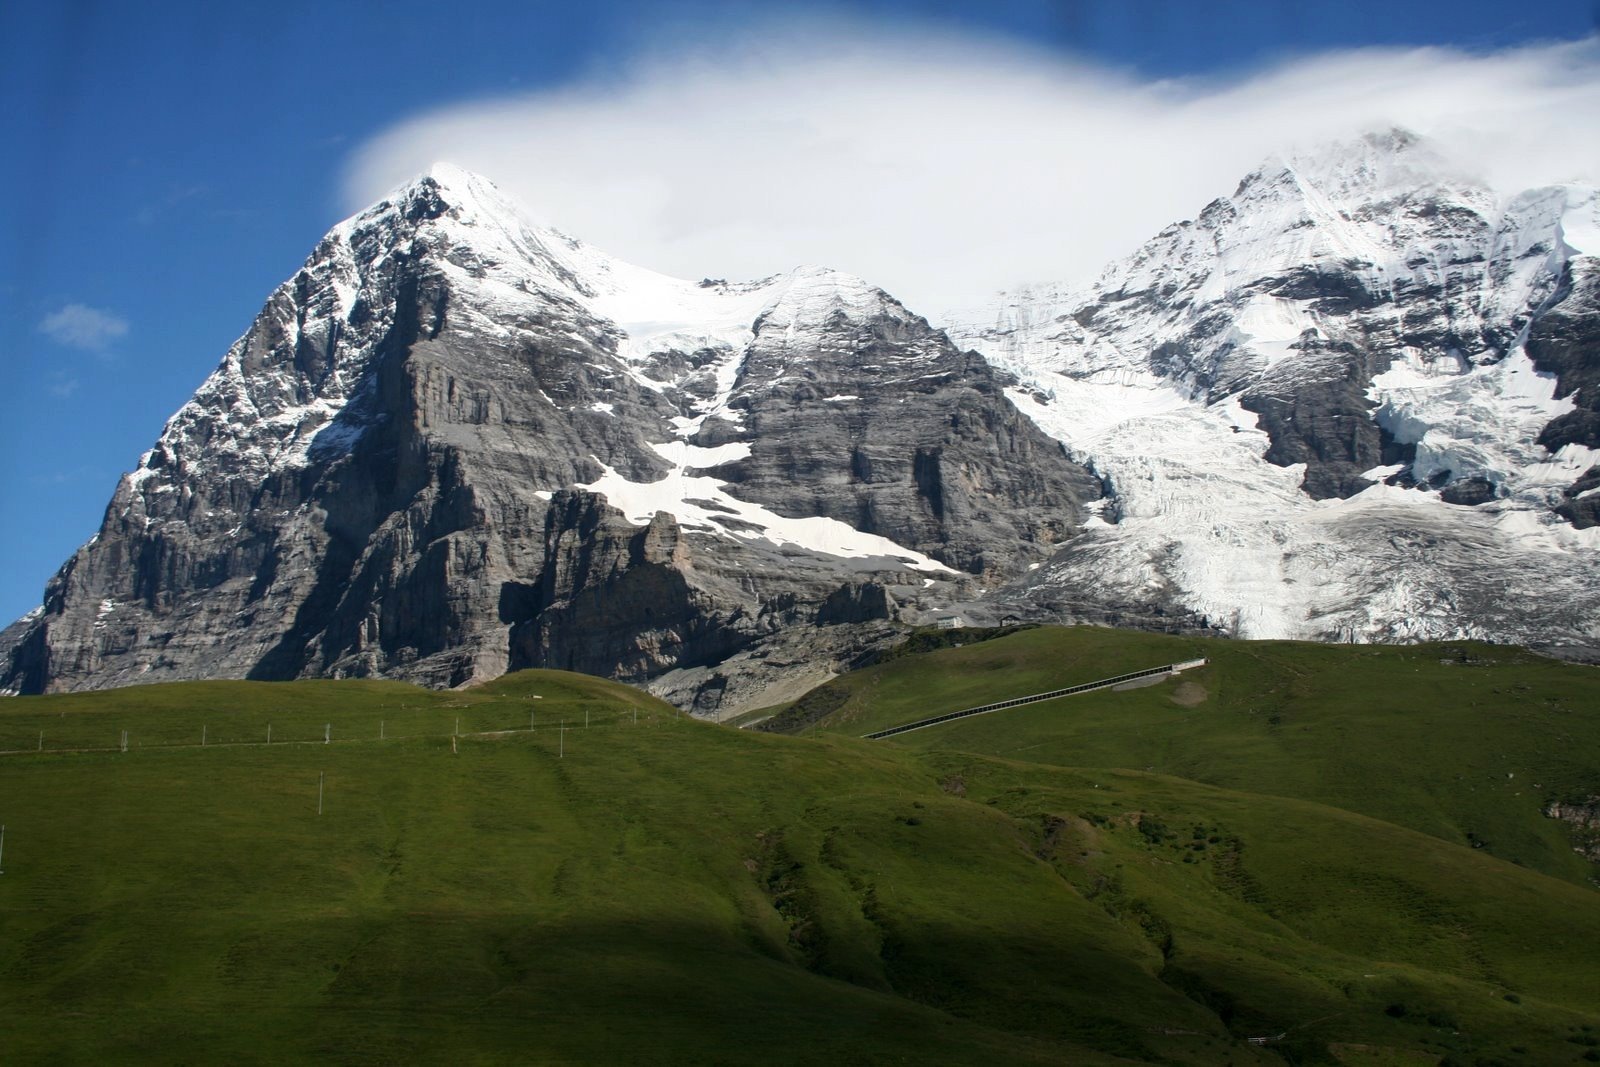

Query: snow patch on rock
left=578, top=441, right=958, bottom=575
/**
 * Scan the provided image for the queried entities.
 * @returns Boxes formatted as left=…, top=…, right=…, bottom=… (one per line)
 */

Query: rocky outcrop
left=506, top=492, right=744, bottom=681
left=1529, top=258, right=1600, bottom=454
left=1238, top=338, right=1411, bottom=500
left=1555, top=465, right=1600, bottom=529
left=815, top=582, right=896, bottom=626
left=646, top=619, right=903, bottom=718
left=1544, top=798, right=1600, bottom=862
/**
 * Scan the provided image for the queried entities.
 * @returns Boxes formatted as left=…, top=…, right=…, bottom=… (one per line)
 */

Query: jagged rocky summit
left=5, top=130, right=1599, bottom=709
left=1, top=164, right=1099, bottom=710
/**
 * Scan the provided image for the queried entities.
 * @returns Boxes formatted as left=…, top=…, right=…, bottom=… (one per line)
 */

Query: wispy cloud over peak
left=343, top=22, right=1600, bottom=313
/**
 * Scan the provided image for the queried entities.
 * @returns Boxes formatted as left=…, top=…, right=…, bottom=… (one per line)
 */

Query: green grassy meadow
left=772, top=627, right=1600, bottom=887
left=0, top=633, right=1597, bottom=1064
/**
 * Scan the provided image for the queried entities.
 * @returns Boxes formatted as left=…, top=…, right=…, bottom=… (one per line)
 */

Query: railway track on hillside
left=862, top=659, right=1207, bottom=740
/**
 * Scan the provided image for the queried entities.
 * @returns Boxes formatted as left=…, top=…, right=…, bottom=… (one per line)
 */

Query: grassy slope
left=935, top=753, right=1600, bottom=1065
left=781, top=627, right=1600, bottom=887
left=0, top=662, right=1597, bottom=1063
left=0, top=672, right=1161, bottom=1065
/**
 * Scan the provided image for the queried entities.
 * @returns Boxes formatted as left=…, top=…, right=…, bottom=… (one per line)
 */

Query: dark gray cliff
left=1527, top=256, right=1600, bottom=526
left=692, top=274, right=1100, bottom=578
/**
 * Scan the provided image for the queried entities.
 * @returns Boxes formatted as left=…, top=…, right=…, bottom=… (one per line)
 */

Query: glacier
left=945, top=130, right=1600, bottom=654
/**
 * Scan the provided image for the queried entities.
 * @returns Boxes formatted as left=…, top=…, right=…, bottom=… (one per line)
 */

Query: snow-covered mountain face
left=946, top=130, right=1600, bottom=653
left=6, top=131, right=1598, bottom=707
left=1, top=164, right=1098, bottom=708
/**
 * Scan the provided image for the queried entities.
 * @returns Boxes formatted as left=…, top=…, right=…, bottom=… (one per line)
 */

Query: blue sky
left=2, top=0, right=1597, bottom=626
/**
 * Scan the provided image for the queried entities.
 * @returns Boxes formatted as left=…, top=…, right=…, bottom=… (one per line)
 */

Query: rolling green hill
left=0, top=650, right=1597, bottom=1064
left=766, top=626, right=1600, bottom=888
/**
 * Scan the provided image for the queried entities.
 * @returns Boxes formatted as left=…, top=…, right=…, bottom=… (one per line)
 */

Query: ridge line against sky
left=1, top=0, right=1598, bottom=627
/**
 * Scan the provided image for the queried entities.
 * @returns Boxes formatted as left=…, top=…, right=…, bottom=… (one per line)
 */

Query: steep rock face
left=0, top=609, right=41, bottom=689
left=506, top=492, right=746, bottom=681
left=815, top=582, right=896, bottom=626
left=2, top=166, right=1099, bottom=709
left=947, top=131, right=1600, bottom=652
left=8, top=170, right=678, bottom=693
left=1528, top=256, right=1600, bottom=460
left=695, top=271, right=1100, bottom=577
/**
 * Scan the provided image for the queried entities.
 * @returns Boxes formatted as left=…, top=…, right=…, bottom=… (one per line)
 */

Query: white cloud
left=38, top=303, right=129, bottom=351
left=343, top=20, right=1600, bottom=316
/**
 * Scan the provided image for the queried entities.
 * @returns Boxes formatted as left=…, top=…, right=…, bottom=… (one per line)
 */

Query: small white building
left=934, top=615, right=966, bottom=630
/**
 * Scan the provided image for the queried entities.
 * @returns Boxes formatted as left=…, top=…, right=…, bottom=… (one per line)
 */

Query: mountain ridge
left=5, top=130, right=1598, bottom=704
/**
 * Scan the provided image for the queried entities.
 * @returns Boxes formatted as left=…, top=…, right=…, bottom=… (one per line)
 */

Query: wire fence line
left=0, top=706, right=684, bottom=760
left=1, top=658, right=1210, bottom=755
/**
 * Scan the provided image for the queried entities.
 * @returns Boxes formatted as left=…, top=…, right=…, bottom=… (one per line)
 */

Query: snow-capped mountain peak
left=4, top=160, right=1100, bottom=703
left=948, top=128, right=1600, bottom=652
